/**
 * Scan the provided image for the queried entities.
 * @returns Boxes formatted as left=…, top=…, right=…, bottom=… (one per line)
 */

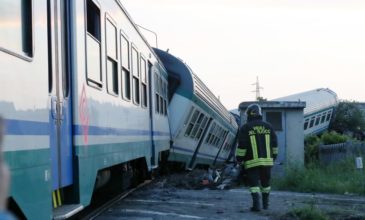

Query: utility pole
left=252, top=76, right=264, bottom=101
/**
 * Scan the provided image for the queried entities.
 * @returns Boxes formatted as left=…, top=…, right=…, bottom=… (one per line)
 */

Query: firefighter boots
left=250, top=193, right=261, bottom=212
left=262, top=192, right=269, bottom=209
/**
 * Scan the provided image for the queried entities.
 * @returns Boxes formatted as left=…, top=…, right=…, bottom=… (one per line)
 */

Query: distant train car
left=0, top=0, right=169, bottom=219
left=154, top=48, right=238, bottom=169
left=273, top=88, right=338, bottom=136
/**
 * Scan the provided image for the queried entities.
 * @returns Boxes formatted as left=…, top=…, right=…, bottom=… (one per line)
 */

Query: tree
left=330, top=101, right=365, bottom=136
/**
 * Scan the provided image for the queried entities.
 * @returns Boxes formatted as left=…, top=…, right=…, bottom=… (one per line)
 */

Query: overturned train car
left=154, top=48, right=238, bottom=169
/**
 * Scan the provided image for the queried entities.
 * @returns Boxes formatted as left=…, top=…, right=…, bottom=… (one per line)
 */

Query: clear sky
left=123, top=0, right=365, bottom=110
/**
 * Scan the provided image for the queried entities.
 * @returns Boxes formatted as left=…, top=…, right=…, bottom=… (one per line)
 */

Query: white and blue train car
left=154, top=49, right=238, bottom=169
left=273, top=88, right=338, bottom=136
left=0, top=0, right=170, bottom=219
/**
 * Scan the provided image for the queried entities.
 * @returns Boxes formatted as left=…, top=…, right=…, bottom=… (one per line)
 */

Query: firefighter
left=236, top=104, right=278, bottom=212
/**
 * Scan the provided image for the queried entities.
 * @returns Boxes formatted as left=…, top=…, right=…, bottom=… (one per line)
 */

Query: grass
left=283, top=205, right=329, bottom=220
left=272, top=158, right=365, bottom=195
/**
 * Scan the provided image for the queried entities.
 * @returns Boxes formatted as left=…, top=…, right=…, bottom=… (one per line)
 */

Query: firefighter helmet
left=245, top=104, right=262, bottom=118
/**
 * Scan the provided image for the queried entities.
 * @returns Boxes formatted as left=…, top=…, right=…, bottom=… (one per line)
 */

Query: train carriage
left=0, top=0, right=170, bottom=219
left=154, top=48, right=238, bottom=169
left=273, top=88, right=338, bottom=136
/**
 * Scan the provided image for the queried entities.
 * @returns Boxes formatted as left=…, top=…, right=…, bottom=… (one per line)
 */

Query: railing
left=319, top=142, right=365, bottom=165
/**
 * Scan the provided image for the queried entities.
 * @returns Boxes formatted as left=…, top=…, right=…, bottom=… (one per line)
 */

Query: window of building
left=266, top=112, right=282, bottom=131
left=0, top=0, right=33, bottom=58
left=131, top=47, right=140, bottom=104
left=86, top=0, right=102, bottom=87
left=105, top=18, right=118, bottom=95
left=140, top=56, right=148, bottom=107
left=121, top=35, right=130, bottom=100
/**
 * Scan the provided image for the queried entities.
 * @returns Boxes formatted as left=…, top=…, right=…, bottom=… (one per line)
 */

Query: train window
left=206, top=123, right=216, bottom=144
left=160, top=96, right=164, bottom=114
left=131, top=47, right=140, bottom=104
left=0, top=0, right=33, bottom=58
left=163, top=100, right=167, bottom=116
left=191, top=113, right=204, bottom=138
left=106, top=18, right=118, bottom=95
left=315, top=115, right=321, bottom=126
left=141, top=57, right=148, bottom=107
left=87, top=0, right=100, bottom=41
left=155, top=73, right=159, bottom=113
left=196, top=116, right=208, bottom=140
left=86, top=0, right=102, bottom=87
left=309, top=116, right=315, bottom=128
left=304, top=119, right=309, bottom=130
left=185, top=110, right=200, bottom=137
left=121, top=35, right=131, bottom=100
left=266, top=112, right=282, bottom=131
left=184, top=107, right=195, bottom=126
left=155, top=94, right=160, bottom=113
left=320, top=113, right=326, bottom=124
left=326, top=111, right=332, bottom=121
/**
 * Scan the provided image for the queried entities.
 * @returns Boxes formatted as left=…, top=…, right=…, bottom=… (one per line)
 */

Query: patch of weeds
left=284, top=205, right=329, bottom=220
left=272, top=159, right=365, bottom=195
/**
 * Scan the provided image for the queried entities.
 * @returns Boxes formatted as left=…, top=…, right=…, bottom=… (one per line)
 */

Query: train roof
left=272, top=88, right=338, bottom=115
left=154, top=48, right=237, bottom=129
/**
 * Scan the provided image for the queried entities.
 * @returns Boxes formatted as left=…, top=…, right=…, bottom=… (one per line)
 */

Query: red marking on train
left=79, top=85, right=89, bottom=145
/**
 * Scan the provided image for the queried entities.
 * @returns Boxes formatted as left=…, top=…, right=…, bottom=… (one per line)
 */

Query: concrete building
left=239, top=101, right=306, bottom=167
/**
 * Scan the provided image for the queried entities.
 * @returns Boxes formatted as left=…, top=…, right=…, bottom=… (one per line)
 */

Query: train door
left=48, top=0, right=73, bottom=192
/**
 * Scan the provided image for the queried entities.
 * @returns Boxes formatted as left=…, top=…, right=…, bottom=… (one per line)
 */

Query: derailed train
left=273, top=88, right=338, bottom=136
left=0, top=0, right=237, bottom=219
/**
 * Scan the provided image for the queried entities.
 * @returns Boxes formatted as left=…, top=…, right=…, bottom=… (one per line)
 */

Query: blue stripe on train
left=5, top=119, right=49, bottom=135
left=73, top=125, right=170, bottom=137
left=4, top=119, right=170, bottom=137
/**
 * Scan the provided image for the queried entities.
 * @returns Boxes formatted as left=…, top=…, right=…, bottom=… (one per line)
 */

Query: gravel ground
left=96, top=167, right=365, bottom=220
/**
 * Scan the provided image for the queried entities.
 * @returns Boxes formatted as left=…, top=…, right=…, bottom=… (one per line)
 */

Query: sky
left=123, top=0, right=365, bottom=110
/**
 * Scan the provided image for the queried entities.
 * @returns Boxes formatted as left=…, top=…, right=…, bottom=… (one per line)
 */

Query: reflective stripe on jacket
left=236, top=119, right=278, bottom=169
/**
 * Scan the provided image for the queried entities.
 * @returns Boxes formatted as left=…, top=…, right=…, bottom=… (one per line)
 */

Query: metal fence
left=319, top=142, right=365, bottom=165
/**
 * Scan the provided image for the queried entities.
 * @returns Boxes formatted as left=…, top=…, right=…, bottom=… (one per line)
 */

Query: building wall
left=285, top=110, right=304, bottom=167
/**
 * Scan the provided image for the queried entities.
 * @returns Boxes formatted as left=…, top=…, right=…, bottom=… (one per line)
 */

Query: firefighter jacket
left=236, top=119, right=278, bottom=169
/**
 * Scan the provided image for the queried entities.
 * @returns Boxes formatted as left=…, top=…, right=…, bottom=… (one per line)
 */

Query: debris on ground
left=152, top=163, right=244, bottom=190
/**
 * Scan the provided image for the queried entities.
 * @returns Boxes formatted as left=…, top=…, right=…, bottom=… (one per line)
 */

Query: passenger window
left=309, top=117, right=315, bottom=128
left=184, top=107, right=195, bottom=126
left=140, top=57, right=148, bottom=107
left=304, top=119, right=309, bottom=130
left=315, top=115, right=321, bottom=126
left=0, top=0, right=33, bottom=58
left=326, top=112, right=332, bottom=121
left=155, top=73, right=159, bottom=113
left=320, top=113, right=326, bottom=124
left=191, top=113, right=204, bottom=139
left=196, top=116, right=208, bottom=140
left=121, top=35, right=131, bottom=100
left=131, top=47, right=140, bottom=104
left=86, top=0, right=102, bottom=87
left=106, top=18, right=118, bottom=95
left=185, top=110, right=200, bottom=137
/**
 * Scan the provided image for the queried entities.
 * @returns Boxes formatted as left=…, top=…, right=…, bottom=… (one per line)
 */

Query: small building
left=239, top=101, right=306, bottom=167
